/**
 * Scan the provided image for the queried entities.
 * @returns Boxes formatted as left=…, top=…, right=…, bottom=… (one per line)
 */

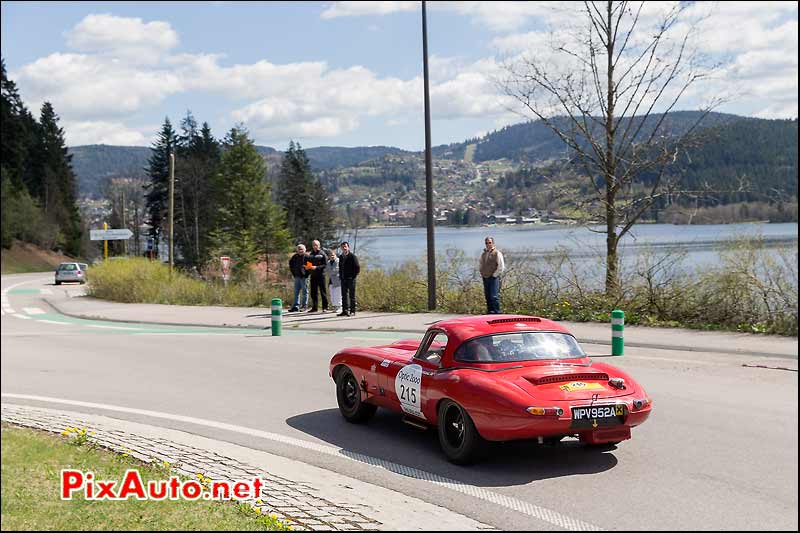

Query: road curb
left=42, top=298, right=797, bottom=359
left=1, top=402, right=494, bottom=531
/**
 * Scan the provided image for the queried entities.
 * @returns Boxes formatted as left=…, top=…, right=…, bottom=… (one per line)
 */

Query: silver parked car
left=55, top=262, right=87, bottom=285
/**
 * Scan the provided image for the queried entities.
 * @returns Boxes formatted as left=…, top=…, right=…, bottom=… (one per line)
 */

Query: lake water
left=349, top=222, right=799, bottom=271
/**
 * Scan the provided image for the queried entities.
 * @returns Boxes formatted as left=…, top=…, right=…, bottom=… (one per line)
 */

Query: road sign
left=90, top=229, right=133, bottom=241
left=146, top=238, right=154, bottom=251
left=220, top=256, right=231, bottom=281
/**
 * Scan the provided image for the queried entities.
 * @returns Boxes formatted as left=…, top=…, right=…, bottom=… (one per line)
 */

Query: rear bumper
left=473, top=404, right=652, bottom=442
left=55, top=274, right=84, bottom=282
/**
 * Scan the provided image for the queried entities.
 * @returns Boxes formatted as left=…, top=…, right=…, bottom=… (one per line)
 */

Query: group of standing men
left=288, top=240, right=360, bottom=317
left=289, top=236, right=504, bottom=317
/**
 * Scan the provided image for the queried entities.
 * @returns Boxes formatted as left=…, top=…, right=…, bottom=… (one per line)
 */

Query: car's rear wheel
left=335, top=367, right=376, bottom=423
left=584, top=441, right=621, bottom=451
left=437, top=399, right=486, bottom=464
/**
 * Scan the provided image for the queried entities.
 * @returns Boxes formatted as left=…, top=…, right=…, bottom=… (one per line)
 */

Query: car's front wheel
left=437, top=399, right=486, bottom=464
left=335, top=367, right=376, bottom=423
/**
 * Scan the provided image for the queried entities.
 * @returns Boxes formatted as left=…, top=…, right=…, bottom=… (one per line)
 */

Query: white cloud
left=322, top=1, right=576, bottom=32
left=321, top=1, right=418, bottom=19
left=64, top=120, right=154, bottom=146
left=9, top=3, right=796, bottom=148
left=13, top=52, right=183, bottom=121
left=66, top=13, right=179, bottom=63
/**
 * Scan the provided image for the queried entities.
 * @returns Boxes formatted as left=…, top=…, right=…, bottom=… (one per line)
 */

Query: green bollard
left=271, top=298, right=282, bottom=336
left=611, top=309, right=624, bottom=356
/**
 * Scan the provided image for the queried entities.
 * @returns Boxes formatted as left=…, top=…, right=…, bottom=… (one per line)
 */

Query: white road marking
left=40, top=288, right=53, bottom=295
left=87, top=324, right=140, bottom=330
left=23, top=307, right=46, bottom=315
left=2, top=276, right=50, bottom=315
left=1, top=393, right=601, bottom=531
left=12, top=314, right=32, bottom=320
left=34, top=319, right=69, bottom=326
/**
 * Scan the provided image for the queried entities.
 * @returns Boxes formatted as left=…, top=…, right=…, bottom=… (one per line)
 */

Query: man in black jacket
left=306, top=240, right=328, bottom=312
left=338, top=241, right=360, bottom=317
left=288, top=244, right=309, bottom=312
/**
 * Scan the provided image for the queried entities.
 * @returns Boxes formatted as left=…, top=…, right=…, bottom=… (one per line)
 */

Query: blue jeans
left=293, top=277, right=308, bottom=309
left=482, top=276, right=500, bottom=314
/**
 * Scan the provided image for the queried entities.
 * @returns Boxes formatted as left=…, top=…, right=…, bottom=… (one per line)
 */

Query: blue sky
left=2, top=1, right=797, bottom=149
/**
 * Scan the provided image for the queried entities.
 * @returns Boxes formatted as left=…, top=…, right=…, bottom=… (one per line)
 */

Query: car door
left=383, top=329, right=447, bottom=421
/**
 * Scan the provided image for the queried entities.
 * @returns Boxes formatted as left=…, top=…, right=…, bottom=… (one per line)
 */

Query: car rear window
left=59, top=264, right=77, bottom=271
left=455, top=332, right=586, bottom=363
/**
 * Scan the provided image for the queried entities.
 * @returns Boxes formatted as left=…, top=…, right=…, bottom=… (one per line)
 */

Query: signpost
left=89, top=229, right=134, bottom=241
left=220, top=256, right=231, bottom=286
left=90, top=226, right=132, bottom=260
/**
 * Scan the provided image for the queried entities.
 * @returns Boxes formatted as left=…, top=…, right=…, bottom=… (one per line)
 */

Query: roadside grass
left=0, top=424, right=283, bottom=531
left=86, top=236, right=798, bottom=336
left=0, top=241, right=74, bottom=275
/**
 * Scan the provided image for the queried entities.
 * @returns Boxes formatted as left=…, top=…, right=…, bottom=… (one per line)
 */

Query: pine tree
left=1, top=58, right=37, bottom=190
left=209, top=126, right=290, bottom=276
left=276, top=141, right=336, bottom=246
left=174, top=114, right=220, bottom=267
left=144, top=118, right=177, bottom=250
left=29, top=102, right=82, bottom=255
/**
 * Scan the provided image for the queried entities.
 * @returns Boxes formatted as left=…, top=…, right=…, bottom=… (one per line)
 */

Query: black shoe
left=349, top=311, right=356, bottom=317
left=288, top=307, right=299, bottom=313
left=337, top=312, right=349, bottom=317
left=308, top=308, right=318, bottom=313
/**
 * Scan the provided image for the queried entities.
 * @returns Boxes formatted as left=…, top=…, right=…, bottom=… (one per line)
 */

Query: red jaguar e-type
left=329, top=315, right=652, bottom=464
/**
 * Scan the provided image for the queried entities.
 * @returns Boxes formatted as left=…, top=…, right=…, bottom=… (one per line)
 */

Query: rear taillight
left=527, top=406, right=564, bottom=417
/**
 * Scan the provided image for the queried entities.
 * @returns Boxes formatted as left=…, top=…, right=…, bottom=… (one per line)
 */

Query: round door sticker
left=395, top=364, right=425, bottom=420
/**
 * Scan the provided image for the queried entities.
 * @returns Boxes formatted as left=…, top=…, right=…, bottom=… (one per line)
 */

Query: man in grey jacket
left=479, top=236, right=505, bottom=314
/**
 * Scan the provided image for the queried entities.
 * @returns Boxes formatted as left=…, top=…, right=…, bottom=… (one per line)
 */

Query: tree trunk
left=604, top=0, right=619, bottom=296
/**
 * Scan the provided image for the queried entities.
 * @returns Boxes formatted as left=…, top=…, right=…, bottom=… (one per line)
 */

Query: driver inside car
left=462, top=336, right=500, bottom=362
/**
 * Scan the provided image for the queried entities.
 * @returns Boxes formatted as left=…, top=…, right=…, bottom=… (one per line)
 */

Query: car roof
left=433, top=315, right=572, bottom=346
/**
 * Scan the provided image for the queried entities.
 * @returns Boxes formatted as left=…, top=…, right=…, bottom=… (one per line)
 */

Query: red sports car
left=329, top=315, right=652, bottom=464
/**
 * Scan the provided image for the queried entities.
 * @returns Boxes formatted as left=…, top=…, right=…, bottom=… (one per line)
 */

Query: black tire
left=437, top=400, right=487, bottom=465
left=584, top=441, right=621, bottom=451
left=55, top=281, right=61, bottom=285
left=335, top=368, right=377, bottom=423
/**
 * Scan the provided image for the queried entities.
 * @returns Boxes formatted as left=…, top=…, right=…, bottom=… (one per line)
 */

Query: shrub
left=87, top=237, right=798, bottom=336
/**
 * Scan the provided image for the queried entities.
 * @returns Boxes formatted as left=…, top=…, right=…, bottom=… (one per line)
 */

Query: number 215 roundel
left=395, top=364, right=425, bottom=419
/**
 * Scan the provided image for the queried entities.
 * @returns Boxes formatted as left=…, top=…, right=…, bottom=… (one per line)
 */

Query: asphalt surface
left=2, top=272, right=798, bottom=530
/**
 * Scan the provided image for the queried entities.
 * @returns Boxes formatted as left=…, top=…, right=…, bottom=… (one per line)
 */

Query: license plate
left=571, top=404, right=626, bottom=429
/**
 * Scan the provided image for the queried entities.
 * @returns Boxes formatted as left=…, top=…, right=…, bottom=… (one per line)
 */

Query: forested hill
left=68, top=111, right=796, bottom=200
left=432, top=111, right=749, bottom=163
left=68, top=144, right=409, bottom=197
left=68, top=145, right=151, bottom=197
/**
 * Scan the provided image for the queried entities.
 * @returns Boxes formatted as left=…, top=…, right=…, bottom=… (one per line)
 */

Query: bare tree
left=102, top=177, right=146, bottom=256
left=501, top=1, right=726, bottom=293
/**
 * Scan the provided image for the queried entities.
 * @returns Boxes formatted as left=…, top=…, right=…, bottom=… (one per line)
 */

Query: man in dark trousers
left=306, top=239, right=328, bottom=312
left=338, top=241, right=360, bottom=317
left=288, top=243, right=309, bottom=312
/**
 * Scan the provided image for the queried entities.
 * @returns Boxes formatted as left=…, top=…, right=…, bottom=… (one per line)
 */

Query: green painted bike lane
left=25, top=311, right=409, bottom=341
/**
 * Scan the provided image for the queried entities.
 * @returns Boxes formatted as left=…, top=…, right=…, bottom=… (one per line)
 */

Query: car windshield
left=455, top=332, right=586, bottom=363
left=59, top=264, right=77, bottom=271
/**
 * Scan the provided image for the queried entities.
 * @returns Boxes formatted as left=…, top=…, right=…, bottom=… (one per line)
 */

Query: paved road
left=2, top=272, right=798, bottom=530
